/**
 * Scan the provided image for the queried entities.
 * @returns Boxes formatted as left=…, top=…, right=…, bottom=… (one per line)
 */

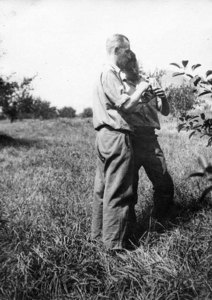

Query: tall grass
left=0, top=117, right=211, bottom=299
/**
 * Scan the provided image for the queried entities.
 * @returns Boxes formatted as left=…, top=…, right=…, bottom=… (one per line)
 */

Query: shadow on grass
left=0, top=133, right=45, bottom=149
left=135, top=193, right=212, bottom=241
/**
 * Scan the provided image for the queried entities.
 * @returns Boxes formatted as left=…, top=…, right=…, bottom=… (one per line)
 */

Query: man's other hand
left=152, top=88, right=166, bottom=99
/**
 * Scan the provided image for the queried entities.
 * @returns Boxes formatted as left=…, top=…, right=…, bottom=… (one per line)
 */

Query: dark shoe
left=125, top=239, right=140, bottom=251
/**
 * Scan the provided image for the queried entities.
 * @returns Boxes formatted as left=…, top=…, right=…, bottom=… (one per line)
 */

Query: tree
left=58, top=106, right=76, bottom=118
left=170, top=60, right=212, bottom=202
left=15, top=77, right=35, bottom=119
left=0, top=76, right=18, bottom=122
left=32, top=98, right=58, bottom=119
left=81, top=107, right=93, bottom=118
left=0, top=75, right=35, bottom=122
left=170, top=60, right=212, bottom=146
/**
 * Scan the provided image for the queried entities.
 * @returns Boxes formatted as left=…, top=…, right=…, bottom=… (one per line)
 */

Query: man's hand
left=152, top=88, right=166, bottom=99
left=137, top=80, right=150, bottom=92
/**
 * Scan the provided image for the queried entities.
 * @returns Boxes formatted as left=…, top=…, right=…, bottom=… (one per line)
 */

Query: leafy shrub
left=32, top=98, right=58, bottom=119
left=166, top=84, right=197, bottom=116
left=81, top=107, right=93, bottom=118
left=0, top=76, right=35, bottom=122
left=171, top=60, right=212, bottom=144
left=58, top=106, right=76, bottom=118
left=170, top=60, right=212, bottom=203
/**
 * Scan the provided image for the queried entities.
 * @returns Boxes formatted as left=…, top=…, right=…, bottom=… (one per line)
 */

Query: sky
left=0, top=0, right=212, bottom=113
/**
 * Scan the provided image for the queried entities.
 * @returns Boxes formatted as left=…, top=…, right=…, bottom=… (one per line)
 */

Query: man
left=91, top=34, right=150, bottom=250
left=121, top=50, right=174, bottom=227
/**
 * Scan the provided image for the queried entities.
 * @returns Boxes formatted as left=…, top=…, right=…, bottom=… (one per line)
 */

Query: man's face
left=118, top=40, right=130, bottom=54
left=118, top=49, right=140, bottom=83
left=124, top=60, right=140, bottom=83
left=115, top=39, right=130, bottom=69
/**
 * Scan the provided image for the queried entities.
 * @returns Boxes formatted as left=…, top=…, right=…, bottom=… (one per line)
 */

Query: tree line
left=1, top=69, right=207, bottom=123
left=0, top=75, right=93, bottom=122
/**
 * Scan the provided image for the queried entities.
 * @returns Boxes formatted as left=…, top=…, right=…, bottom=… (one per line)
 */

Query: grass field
left=0, top=117, right=212, bottom=300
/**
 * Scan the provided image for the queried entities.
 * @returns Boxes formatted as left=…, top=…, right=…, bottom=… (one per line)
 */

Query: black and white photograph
left=0, top=0, right=212, bottom=299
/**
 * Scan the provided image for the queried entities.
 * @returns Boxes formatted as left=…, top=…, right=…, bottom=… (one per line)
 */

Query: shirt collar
left=109, top=63, right=121, bottom=74
left=120, top=72, right=126, bottom=80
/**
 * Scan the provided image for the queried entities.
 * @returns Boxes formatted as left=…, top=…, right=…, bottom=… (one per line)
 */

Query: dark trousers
left=132, top=134, right=174, bottom=220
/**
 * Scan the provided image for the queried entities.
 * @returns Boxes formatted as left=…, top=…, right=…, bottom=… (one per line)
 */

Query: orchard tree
left=32, top=98, right=58, bottom=119
left=0, top=75, right=35, bottom=122
left=81, top=107, right=93, bottom=118
left=17, top=95, right=34, bottom=119
left=170, top=60, right=212, bottom=146
left=0, top=76, right=18, bottom=122
left=171, top=60, right=212, bottom=202
left=15, top=77, right=35, bottom=118
left=58, top=106, right=76, bottom=118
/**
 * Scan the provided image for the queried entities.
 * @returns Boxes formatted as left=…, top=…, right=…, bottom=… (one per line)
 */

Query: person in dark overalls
left=121, top=50, right=174, bottom=226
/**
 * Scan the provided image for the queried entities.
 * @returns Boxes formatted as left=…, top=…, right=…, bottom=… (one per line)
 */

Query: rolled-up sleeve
left=101, top=69, right=130, bottom=109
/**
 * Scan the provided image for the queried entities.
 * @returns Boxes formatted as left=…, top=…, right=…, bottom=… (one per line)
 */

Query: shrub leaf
left=200, top=185, right=212, bottom=202
left=199, top=91, right=212, bottom=97
left=192, top=64, right=201, bottom=71
left=186, top=74, right=193, bottom=79
left=206, top=70, right=212, bottom=78
left=177, top=123, right=186, bottom=132
left=189, top=130, right=196, bottom=139
left=189, top=172, right=204, bottom=178
left=201, top=113, right=205, bottom=120
left=170, top=63, right=181, bottom=69
left=182, top=60, right=189, bottom=68
left=172, top=72, right=185, bottom=77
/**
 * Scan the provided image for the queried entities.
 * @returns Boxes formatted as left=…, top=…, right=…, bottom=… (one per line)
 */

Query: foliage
left=81, top=107, right=93, bottom=118
left=0, top=75, right=60, bottom=121
left=170, top=60, right=212, bottom=145
left=0, top=76, right=19, bottom=122
left=166, top=84, right=197, bottom=116
left=17, top=95, right=34, bottom=119
left=188, top=156, right=212, bottom=202
left=58, top=106, right=76, bottom=118
left=177, top=113, right=212, bottom=146
left=145, top=68, right=166, bottom=86
left=171, top=60, right=212, bottom=210
left=141, top=68, right=197, bottom=116
left=0, top=118, right=212, bottom=299
left=0, top=76, right=35, bottom=122
left=32, top=98, right=58, bottom=119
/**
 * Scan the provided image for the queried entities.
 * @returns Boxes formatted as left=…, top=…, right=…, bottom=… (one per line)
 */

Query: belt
left=97, top=124, right=132, bottom=135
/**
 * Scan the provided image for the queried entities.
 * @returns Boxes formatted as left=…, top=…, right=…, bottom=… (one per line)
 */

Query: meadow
left=0, top=117, right=212, bottom=300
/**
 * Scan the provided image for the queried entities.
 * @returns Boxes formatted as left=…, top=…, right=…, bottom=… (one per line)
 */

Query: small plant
left=81, top=107, right=93, bottom=118
left=166, top=84, right=197, bottom=116
left=171, top=61, right=212, bottom=204
left=170, top=60, right=212, bottom=146
left=177, top=112, right=212, bottom=146
left=189, top=156, right=212, bottom=202
left=170, top=60, right=212, bottom=98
